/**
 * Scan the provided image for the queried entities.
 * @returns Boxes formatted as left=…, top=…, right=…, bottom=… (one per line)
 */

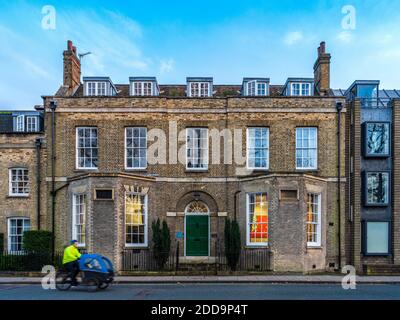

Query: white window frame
left=291, top=82, right=311, bottom=96
left=246, top=81, right=268, bottom=96
left=85, top=82, right=107, bottom=96
left=246, top=127, right=269, bottom=170
left=306, top=193, right=322, bottom=247
left=132, top=82, right=154, bottom=96
left=188, top=82, right=211, bottom=97
left=246, top=193, right=269, bottom=247
left=7, top=218, right=30, bottom=253
left=26, top=116, right=38, bottom=132
left=296, top=127, right=318, bottom=170
left=186, top=128, right=209, bottom=171
left=125, top=192, right=148, bottom=248
left=9, top=168, right=29, bottom=197
left=76, top=127, right=99, bottom=170
left=125, top=127, right=148, bottom=170
left=72, top=194, right=86, bottom=247
left=16, top=115, right=25, bottom=132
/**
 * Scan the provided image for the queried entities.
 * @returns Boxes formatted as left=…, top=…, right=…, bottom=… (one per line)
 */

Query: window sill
left=307, top=246, right=323, bottom=250
left=185, top=169, right=209, bottom=173
left=7, top=195, right=30, bottom=199
left=125, top=168, right=148, bottom=172
left=245, top=245, right=269, bottom=249
left=124, top=246, right=149, bottom=250
left=74, top=169, right=99, bottom=173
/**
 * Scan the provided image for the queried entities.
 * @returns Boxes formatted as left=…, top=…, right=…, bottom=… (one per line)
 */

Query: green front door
left=186, top=215, right=209, bottom=256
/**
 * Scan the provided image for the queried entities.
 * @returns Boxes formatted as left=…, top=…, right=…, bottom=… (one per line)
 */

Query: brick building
left=3, top=40, right=398, bottom=274
left=0, top=109, right=46, bottom=252
left=38, top=41, right=346, bottom=273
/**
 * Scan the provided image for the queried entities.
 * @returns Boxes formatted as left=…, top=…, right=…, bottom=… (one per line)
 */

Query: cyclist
left=62, top=240, right=81, bottom=286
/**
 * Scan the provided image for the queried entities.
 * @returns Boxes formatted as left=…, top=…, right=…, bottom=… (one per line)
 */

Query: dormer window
left=284, top=78, right=314, bottom=96
left=291, top=83, right=311, bottom=96
left=134, top=82, right=152, bottom=96
left=26, top=116, right=38, bottom=132
left=129, top=77, right=159, bottom=96
left=187, top=78, right=213, bottom=97
left=86, top=82, right=106, bottom=96
left=83, top=77, right=117, bottom=96
left=243, top=78, right=270, bottom=96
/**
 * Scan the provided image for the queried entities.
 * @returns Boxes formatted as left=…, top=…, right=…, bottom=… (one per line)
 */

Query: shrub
left=152, top=219, right=171, bottom=270
left=224, top=218, right=241, bottom=271
left=23, top=231, right=53, bottom=253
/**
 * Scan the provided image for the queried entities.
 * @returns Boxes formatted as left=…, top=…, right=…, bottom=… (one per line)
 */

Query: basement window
left=94, top=189, right=114, bottom=201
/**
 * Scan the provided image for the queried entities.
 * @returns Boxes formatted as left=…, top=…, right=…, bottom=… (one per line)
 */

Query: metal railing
left=216, top=244, right=271, bottom=272
left=359, top=98, right=392, bottom=108
left=0, top=251, right=64, bottom=272
left=121, top=248, right=177, bottom=272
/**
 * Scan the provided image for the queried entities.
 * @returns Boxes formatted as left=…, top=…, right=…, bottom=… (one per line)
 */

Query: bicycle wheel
left=98, top=282, right=109, bottom=290
left=55, top=272, right=72, bottom=291
left=85, top=278, right=99, bottom=292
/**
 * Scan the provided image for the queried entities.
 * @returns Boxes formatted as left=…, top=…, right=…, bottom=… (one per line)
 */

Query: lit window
left=296, top=127, right=318, bottom=170
left=9, top=168, right=29, bottom=196
left=365, top=123, right=390, bottom=157
left=247, top=128, right=269, bottom=169
left=365, top=222, right=389, bottom=255
left=76, top=127, right=98, bottom=169
left=247, top=193, right=268, bottom=246
left=186, top=128, right=208, bottom=170
left=306, top=194, right=321, bottom=247
left=133, top=82, right=153, bottom=96
left=366, top=172, right=389, bottom=206
left=72, top=194, right=86, bottom=247
left=291, top=83, right=311, bottom=96
left=126, top=127, right=147, bottom=169
left=8, top=218, right=30, bottom=252
left=125, top=193, right=148, bottom=247
left=189, top=82, right=210, bottom=97
left=26, top=116, right=38, bottom=132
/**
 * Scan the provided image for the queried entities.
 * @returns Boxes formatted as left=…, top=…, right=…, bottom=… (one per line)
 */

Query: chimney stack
left=63, top=40, right=81, bottom=94
left=314, top=41, right=331, bottom=96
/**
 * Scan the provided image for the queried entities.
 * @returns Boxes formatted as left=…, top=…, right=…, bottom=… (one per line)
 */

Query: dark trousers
left=63, top=261, right=79, bottom=283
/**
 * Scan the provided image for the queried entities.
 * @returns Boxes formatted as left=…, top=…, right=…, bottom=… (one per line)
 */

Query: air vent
left=94, top=189, right=114, bottom=201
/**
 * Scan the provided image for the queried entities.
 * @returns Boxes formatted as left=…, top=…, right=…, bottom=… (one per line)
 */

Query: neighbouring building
left=332, top=83, right=400, bottom=273
left=40, top=41, right=346, bottom=273
left=0, top=109, right=46, bottom=252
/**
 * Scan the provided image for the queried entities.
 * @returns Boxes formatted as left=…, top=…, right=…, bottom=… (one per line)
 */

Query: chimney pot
left=320, top=41, right=326, bottom=54
left=67, top=40, right=73, bottom=51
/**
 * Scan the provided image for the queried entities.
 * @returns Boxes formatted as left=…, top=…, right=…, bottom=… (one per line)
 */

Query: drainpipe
left=50, top=101, right=57, bottom=260
left=35, top=138, right=42, bottom=230
left=336, top=101, right=343, bottom=270
left=234, top=190, right=241, bottom=221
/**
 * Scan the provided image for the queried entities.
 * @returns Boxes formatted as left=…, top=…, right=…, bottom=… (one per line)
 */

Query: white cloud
left=160, top=58, right=175, bottom=74
left=283, top=31, right=303, bottom=45
left=336, top=31, right=353, bottom=44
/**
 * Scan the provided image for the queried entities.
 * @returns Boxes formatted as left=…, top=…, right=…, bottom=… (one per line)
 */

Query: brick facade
left=42, top=95, right=346, bottom=272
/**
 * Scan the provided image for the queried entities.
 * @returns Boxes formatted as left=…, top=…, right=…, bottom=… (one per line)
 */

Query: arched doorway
left=184, top=201, right=210, bottom=257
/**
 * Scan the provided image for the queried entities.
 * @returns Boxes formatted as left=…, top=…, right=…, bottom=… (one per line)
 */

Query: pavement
left=1, top=275, right=400, bottom=284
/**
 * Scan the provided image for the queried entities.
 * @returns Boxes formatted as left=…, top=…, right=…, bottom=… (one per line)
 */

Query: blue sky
left=0, top=0, right=400, bottom=109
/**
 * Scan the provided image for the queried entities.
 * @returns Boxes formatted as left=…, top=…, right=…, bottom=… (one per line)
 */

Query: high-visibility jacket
left=63, top=245, right=81, bottom=264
